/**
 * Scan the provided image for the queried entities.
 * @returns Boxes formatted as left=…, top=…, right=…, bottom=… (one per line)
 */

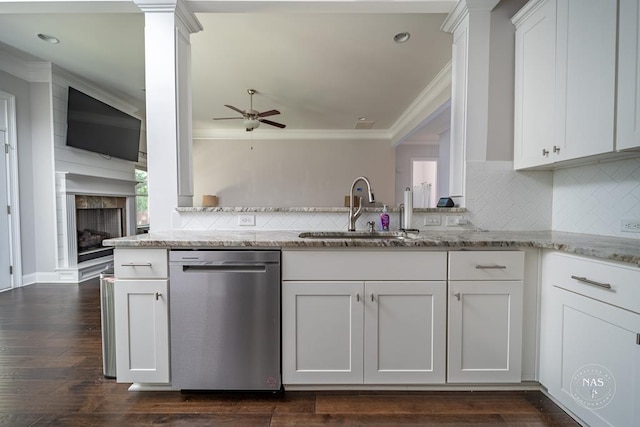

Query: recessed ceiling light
left=358, top=117, right=368, bottom=121
left=393, top=32, right=411, bottom=44
left=37, top=33, right=60, bottom=44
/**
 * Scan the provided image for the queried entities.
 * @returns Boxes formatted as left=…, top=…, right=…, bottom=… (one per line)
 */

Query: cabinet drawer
left=543, top=251, right=640, bottom=314
left=448, top=251, right=524, bottom=281
left=114, top=248, right=168, bottom=279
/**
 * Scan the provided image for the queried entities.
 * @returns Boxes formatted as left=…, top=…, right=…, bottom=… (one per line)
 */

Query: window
left=135, top=168, right=149, bottom=228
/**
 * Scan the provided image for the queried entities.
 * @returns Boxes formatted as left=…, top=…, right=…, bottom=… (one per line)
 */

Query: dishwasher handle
left=180, top=263, right=269, bottom=273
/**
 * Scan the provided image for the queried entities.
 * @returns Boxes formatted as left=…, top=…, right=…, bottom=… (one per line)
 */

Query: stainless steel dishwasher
left=169, top=250, right=281, bottom=391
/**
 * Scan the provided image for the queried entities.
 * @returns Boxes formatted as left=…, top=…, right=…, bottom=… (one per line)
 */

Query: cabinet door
left=364, top=281, right=446, bottom=384
left=544, top=287, right=640, bottom=427
left=555, top=0, right=617, bottom=160
left=448, top=281, right=523, bottom=383
left=514, top=0, right=557, bottom=169
left=282, top=281, right=364, bottom=384
left=114, top=280, right=169, bottom=384
left=617, top=0, right=640, bottom=151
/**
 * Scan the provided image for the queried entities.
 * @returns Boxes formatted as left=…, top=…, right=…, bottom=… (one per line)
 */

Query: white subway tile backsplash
left=465, top=161, right=553, bottom=230
left=553, top=158, right=640, bottom=238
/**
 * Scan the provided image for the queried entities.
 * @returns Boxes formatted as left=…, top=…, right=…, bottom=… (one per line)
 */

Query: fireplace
left=75, top=196, right=126, bottom=263
left=55, top=172, right=137, bottom=283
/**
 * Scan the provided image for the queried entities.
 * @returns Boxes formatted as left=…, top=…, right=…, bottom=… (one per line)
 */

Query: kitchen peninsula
left=105, top=228, right=640, bottom=425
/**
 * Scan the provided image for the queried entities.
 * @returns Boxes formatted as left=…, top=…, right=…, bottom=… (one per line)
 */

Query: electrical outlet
left=446, top=215, right=462, bottom=227
left=238, top=214, right=256, bottom=226
left=621, top=219, right=640, bottom=233
left=424, top=215, right=441, bottom=226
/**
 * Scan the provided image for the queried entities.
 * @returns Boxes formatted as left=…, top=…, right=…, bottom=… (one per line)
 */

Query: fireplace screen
left=75, top=196, right=126, bottom=263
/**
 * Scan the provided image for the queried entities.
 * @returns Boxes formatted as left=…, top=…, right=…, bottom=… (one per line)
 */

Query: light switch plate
left=238, top=214, right=256, bottom=226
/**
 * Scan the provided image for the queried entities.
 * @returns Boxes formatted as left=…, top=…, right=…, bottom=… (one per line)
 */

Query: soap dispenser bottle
left=380, top=205, right=390, bottom=231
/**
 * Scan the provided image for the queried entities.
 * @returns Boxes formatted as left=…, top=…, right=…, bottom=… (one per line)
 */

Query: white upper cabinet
left=514, top=0, right=633, bottom=169
left=554, top=0, right=617, bottom=161
left=513, top=0, right=557, bottom=169
left=617, top=0, right=640, bottom=151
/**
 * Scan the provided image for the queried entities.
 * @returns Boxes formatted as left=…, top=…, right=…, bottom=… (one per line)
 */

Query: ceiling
left=0, top=3, right=454, bottom=140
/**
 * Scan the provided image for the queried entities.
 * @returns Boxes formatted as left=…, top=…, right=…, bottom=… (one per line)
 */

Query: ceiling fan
left=212, top=89, right=286, bottom=131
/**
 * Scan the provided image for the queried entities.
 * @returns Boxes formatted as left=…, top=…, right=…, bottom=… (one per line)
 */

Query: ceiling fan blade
left=258, top=109, right=280, bottom=118
left=260, top=119, right=286, bottom=129
left=212, top=117, right=243, bottom=120
left=224, top=104, right=245, bottom=115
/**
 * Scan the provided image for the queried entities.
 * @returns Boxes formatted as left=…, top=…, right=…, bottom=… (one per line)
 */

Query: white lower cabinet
left=282, top=280, right=446, bottom=385
left=114, top=279, right=170, bottom=384
left=540, top=251, right=640, bottom=427
left=447, top=251, right=525, bottom=383
left=447, top=281, right=524, bottom=383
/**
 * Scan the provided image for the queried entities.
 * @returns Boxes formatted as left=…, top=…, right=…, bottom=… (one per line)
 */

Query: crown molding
left=441, top=0, right=500, bottom=33
left=135, top=0, right=203, bottom=33
left=192, top=128, right=392, bottom=141
left=511, top=0, right=546, bottom=26
left=0, top=49, right=51, bottom=83
left=389, top=61, right=451, bottom=146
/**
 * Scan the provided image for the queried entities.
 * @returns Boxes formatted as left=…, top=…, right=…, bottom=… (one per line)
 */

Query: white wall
left=193, top=138, right=395, bottom=207
left=552, top=158, right=640, bottom=239
left=29, top=81, right=59, bottom=281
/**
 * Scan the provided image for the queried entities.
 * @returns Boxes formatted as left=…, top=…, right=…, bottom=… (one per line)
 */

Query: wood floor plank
left=0, top=280, right=579, bottom=426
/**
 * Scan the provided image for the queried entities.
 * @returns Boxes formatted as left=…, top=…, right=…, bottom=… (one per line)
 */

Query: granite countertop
left=176, top=206, right=467, bottom=213
left=103, top=230, right=640, bottom=266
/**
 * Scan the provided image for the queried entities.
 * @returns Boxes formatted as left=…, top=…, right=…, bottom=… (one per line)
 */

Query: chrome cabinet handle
left=475, top=265, right=507, bottom=270
left=121, top=262, right=152, bottom=267
left=454, top=292, right=461, bottom=301
left=553, top=145, right=561, bottom=154
left=371, top=294, right=375, bottom=302
left=155, top=292, right=162, bottom=300
left=571, top=275, right=612, bottom=290
left=356, top=293, right=360, bottom=302
left=542, top=148, right=549, bottom=156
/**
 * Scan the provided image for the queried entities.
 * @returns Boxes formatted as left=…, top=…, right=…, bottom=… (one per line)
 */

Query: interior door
left=0, top=130, right=11, bottom=291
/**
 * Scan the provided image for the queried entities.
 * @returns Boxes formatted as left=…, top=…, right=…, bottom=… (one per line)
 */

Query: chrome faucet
left=348, top=176, right=375, bottom=231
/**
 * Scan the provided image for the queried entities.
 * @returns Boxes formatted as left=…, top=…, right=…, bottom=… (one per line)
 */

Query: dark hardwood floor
left=0, top=280, right=578, bottom=426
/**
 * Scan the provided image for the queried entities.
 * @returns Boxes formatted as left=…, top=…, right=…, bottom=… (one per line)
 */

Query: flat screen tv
left=66, top=87, right=141, bottom=162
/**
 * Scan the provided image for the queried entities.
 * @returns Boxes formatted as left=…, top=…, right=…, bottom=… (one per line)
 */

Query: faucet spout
left=348, top=176, right=375, bottom=231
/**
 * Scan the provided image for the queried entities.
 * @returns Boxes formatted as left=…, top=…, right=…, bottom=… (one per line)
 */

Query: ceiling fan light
left=243, top=118, right=260, bottom=130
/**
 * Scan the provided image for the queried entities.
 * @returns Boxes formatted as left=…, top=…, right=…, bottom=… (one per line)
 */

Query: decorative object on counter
left=202, top=195, right=219, bottom=207
left=380, top=205, right=390, bottom=231
left=437, top=197, right=455, bottom=208
left=403, top=187, right=413, bottom=230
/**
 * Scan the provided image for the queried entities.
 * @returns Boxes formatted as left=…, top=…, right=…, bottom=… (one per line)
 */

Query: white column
left=442, top=0, right=499, bottom=203
left=134, top=0, right=201, bottom=231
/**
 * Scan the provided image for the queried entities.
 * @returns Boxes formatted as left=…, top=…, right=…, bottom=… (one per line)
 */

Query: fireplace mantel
left=55, top=172, right=137, bottom=282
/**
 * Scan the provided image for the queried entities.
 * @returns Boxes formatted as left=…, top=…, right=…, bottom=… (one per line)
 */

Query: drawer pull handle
left=356, top=293, right=360, bottom=302
left=454, top=292, right=461, bottom=301
left=475, top=265, right=507, bottom=270
left=155, top=292, right=162, bottom=300
left=570, top=275, right=612, bottom=290
left=371, top=293, right=375, bottom=302
left=121, top=262, right=152, bottom=267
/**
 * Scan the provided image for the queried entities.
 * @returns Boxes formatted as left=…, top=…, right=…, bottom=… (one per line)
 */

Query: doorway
left=412, top=159, right=438, bottom=208
left=0, top=92, right=20, bottom=292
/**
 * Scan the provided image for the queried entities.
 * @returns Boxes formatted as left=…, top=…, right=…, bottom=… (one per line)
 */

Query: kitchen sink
left=298, top=231, right=419, bottom=240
